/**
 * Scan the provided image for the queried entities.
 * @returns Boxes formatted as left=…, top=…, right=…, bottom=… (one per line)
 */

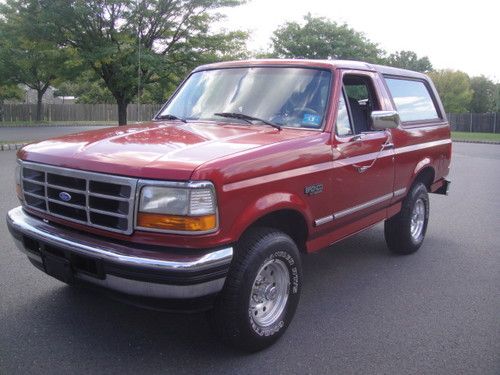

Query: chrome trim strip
left=314, top=215, right=334, bottom=227
left=314, top=191, right=400, bottom=226
left=7, top=206, right=233, bottom=273
left=334, top=193, right=393, bottom=219
left=393, top=188, right=407, bottom=197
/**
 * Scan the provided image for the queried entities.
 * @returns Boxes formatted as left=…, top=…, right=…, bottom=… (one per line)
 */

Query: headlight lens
left=137, top=183, right=217, bottom=233
left=140, top=187, right=190, bottom=215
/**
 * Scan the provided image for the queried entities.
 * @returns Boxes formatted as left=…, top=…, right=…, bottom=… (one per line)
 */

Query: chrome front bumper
left=7, top=206, right=233, bottom=300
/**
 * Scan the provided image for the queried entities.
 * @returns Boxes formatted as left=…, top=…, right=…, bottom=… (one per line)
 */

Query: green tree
left=469, top=75, right=496, bottom=113
left=0, top=54, right=23, bottom=109
left=271, top=14, right=383, bottom=62
left=496, top=84, right=500, bottom=112
left=41, top=0, right=248, bottom=125
left=428, top=70, right=473, bottom=113
left=0, top=0, right=68, bottom=121
left=385, top=50, right=432, bottom=73
left=54, top=72, right=116, bottom=104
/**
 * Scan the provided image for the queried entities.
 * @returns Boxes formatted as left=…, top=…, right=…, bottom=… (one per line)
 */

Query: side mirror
left=371, top=111, right=400, bottom=130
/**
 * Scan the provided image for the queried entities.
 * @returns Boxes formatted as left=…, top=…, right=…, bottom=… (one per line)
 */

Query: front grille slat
left=23, top=178, right=45, bottom=186
left=46, top=183, right=88, bottom=194
left=20, top=162, right=138, bottom=235
left=89, top=208, right=128, bottom=218
left=88, top=191, right=130, bottom=202
left=47, top=197, right=86, bottom=210
left=24, top=191, right=45, bottom=199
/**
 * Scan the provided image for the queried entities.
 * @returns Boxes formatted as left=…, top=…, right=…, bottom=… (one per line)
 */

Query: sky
left=220, top=0, right=499, bottom=81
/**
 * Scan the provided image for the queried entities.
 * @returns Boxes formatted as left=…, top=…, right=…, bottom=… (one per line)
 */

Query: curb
left=0, top=143, right=29, bottom=151
left=452, top=140, right=500, bottom=145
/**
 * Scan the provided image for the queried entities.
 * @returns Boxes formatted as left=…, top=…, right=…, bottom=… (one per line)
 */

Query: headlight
left=136, top=182, right=217, bottom=233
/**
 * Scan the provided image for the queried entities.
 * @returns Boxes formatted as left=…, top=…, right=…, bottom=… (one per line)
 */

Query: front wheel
left=384, top=182, right=429, bottom=255
left=209, top=227, right=302, bottom=352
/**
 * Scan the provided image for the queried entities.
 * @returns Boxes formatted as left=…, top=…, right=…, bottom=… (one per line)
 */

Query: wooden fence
left=0, top=103, right=498, bottom=133
left=0, top=103, right=162, bottom=123
left=446, top=113, right=499, bottom=133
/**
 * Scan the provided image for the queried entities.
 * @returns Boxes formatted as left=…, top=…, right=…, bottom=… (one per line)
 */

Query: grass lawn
left=452, top=132, right=500, bottom=142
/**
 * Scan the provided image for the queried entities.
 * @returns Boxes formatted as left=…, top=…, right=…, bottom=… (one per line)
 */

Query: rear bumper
left=7, top=206, right=233, bottom=305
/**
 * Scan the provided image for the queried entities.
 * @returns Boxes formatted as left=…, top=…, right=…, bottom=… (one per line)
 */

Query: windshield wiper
left=155, top=114, right=187, bottom=123
left=214, top=112, right=281, bottom=130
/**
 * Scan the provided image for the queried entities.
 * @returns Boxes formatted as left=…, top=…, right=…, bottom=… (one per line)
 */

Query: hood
left=19, top=121, right=314, bottom=180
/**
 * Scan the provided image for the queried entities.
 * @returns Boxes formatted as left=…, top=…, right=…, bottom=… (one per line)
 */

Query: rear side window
left=385, top=78, right=440, bottom=122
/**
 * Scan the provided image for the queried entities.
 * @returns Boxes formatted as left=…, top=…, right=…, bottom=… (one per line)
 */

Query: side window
left=385, top=78, right=440, bottom=122
left=336, top=93, right=353, bottom=136
left=343, top=75, right=380, bottom=134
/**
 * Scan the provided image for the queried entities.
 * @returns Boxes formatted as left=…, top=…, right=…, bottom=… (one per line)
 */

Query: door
left=330, top=71, right=395, bottom=224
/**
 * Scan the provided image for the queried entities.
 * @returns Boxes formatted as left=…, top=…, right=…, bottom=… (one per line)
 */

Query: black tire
left=384, top=182, right=429, bottom=255
left=209, top=227, right=302, bottom=352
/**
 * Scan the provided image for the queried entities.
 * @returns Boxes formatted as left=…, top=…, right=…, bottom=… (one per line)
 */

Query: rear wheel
left=209, top=227, right=302, bottom=352
left=385, top=182, right=429, bottom=255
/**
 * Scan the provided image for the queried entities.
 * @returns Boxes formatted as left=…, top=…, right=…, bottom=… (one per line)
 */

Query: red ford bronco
left=7, top=59, right=451, bottom=351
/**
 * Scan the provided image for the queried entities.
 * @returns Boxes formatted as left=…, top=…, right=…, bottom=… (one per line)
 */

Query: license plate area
left=33, top=240, right=105, bottom=281
left=42, top=251, right=74, bottom=284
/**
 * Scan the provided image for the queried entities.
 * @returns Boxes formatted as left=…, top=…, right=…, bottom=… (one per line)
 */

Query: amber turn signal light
left=137, top=213, right=217, bottom=232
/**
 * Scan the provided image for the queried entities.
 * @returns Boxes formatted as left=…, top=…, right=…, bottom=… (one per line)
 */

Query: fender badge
left=304, top=184, right=323, bottom=196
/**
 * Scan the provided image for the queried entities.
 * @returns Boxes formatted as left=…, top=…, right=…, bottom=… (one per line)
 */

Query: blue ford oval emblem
left=59, top=191, right=72, bottom=202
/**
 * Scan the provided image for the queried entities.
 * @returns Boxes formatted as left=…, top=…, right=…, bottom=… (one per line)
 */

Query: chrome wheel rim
left=410, top=198, right=426, bottom=240
left=249, top=258, right=290, bottom=327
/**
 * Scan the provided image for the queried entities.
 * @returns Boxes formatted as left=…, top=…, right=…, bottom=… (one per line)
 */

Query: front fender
left=228, top=191, right=312, bottom=241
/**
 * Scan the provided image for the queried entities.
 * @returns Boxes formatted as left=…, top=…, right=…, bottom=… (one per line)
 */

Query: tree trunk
left=117, top=98, right=128, bottom=126
left=36, top=90, right=44, bottom=122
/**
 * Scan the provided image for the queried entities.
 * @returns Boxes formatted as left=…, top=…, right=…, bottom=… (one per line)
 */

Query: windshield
left=158, top=67, right=332, bottom=129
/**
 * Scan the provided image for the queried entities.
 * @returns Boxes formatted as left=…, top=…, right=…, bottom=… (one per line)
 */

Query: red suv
left=7, top=59, right=451, bottom=351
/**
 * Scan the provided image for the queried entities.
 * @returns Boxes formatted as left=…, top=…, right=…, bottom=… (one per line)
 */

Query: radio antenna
left=136, top=0, right=141, bottom=123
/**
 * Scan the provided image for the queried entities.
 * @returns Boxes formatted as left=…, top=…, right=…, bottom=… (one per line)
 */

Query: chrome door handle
left=382, top=143, right=394, bottom=150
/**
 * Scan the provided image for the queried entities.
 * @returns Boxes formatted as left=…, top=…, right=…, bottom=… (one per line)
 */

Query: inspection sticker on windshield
left=302, top=113, right=321, bottom=126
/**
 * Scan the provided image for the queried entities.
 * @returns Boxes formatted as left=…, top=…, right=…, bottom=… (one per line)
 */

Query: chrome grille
left=20, top=161, right=138, bottom=234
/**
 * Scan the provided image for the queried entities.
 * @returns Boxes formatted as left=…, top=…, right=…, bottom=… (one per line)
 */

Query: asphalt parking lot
left=0, top=142, right=498, bottom=375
